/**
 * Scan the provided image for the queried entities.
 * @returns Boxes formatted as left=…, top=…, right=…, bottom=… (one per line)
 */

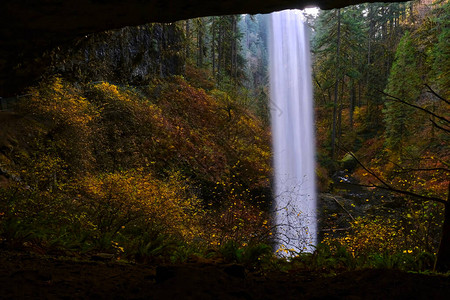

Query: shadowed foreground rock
left=0, top=250, right=449, bottom=299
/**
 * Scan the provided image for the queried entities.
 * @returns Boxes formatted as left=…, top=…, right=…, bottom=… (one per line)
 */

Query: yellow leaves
left=275, top=244, right=297, bottom=255
left=8, top=74, right=275, bottom=253
left=323, top=217, right=406, bottom=256
left=93, top=81, right=132, bottom=104
left=77, top=170, right=203, bottom=241
left=26, top=77, right=98, bottom=129
left=111, top=241, right=125, bottom=255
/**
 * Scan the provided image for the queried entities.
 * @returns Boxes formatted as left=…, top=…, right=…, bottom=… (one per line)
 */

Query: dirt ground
left=1, top=250, right=449, bottom=299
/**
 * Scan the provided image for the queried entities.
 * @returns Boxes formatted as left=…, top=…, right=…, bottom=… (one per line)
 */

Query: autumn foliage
left=0, top=73, right=272, bottom=260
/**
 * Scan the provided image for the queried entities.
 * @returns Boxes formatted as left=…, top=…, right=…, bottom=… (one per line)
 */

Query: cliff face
left=0, top=0, right=405, bottom=95
left=51, top=24, right=184, bottom=85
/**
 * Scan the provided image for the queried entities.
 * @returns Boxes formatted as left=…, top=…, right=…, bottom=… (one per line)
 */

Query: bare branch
left=425, top=84, right=450, bottom=105
left=430, top=118, right=450, bottom=134
left=386, top=156, right=450, bottom=175
left=380, top=90, right=450, bottom=125
left=393, top=167, right=450, bottom=174
left=339, top=147, right=447, bottom=205
left=341, top=149, right=390, bottom=189
left=320, top=227, right=351, bottom=232
left=332, top=196, right=355, bottom=221
left=353, top=182, right=447, bottom=205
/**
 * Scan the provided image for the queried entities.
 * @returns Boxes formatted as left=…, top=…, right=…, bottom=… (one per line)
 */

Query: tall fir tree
left=383, top=31, right=422, bottom=155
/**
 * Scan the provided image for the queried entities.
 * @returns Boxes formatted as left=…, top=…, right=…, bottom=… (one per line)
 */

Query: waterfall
left=269, top=10, right=317, bottom=254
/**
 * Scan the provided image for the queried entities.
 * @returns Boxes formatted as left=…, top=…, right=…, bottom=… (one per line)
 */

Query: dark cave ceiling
left=0, top=0, right=404, bottom=96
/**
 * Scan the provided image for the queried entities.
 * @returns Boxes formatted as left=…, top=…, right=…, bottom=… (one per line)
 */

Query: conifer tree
left=383, top=31, right=422, bottom=155
left=430, top=0, right=450, bottom=99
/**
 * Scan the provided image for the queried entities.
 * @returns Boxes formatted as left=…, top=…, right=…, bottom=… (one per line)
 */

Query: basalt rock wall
left=50, top=24, right=184, bottom=86
left=0, top=0, right=405, bottom=95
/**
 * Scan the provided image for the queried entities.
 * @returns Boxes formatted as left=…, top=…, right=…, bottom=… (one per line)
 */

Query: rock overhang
left=0, top=0, right=405, bottom=96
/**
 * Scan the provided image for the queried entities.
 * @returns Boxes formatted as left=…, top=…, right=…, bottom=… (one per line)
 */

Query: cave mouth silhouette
left=0, top=0, right=404, bottom=96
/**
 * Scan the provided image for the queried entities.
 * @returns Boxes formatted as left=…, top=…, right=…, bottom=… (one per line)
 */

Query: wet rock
left=51, top=24, right=184, bottom=86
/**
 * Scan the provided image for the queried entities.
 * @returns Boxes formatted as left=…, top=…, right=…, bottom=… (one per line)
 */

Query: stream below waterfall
left=318, top=170, right=401, bottom=241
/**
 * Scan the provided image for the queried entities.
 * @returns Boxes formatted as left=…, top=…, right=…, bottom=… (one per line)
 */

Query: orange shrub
left=76, top=170, right=204, bottom=242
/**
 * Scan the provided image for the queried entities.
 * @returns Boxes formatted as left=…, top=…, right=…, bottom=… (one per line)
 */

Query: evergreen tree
left=312, top=6, right=366, bottom=158
left=430, top=0, right=450, bottom=99
left=239, top=14, right=270, bottom=123
left=364, top=2, right=407, bottom=134
left=383, top=31, right=422, bottom=155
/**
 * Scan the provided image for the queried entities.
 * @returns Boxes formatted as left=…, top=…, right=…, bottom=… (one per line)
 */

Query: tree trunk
left=337, top=77, right=344, bottom=145
left=217, top=21, right=222, bottom=84
left=231, top=15, right=238, bottom=84
left=331, top=9, right=341, bottom=160
left=185, top=20, right=190, bottom=61
left=197, top=19, right=203, bottom=68
left=230, top=16, right=235, bottom=82
left=350, top=59, right=355, bottom=128
left=358, top=81, right=362, bottom=107
left=211, top=17, right=216, bottom=77
left=366, top=5, right=373, bottom=108
left=435, top=183, right=450, bottom=272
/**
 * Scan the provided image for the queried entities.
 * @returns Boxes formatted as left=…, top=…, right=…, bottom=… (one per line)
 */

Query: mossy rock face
left=51, top=24, right=185, bottom=86
left=339, top=153, right=357, bottom=171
